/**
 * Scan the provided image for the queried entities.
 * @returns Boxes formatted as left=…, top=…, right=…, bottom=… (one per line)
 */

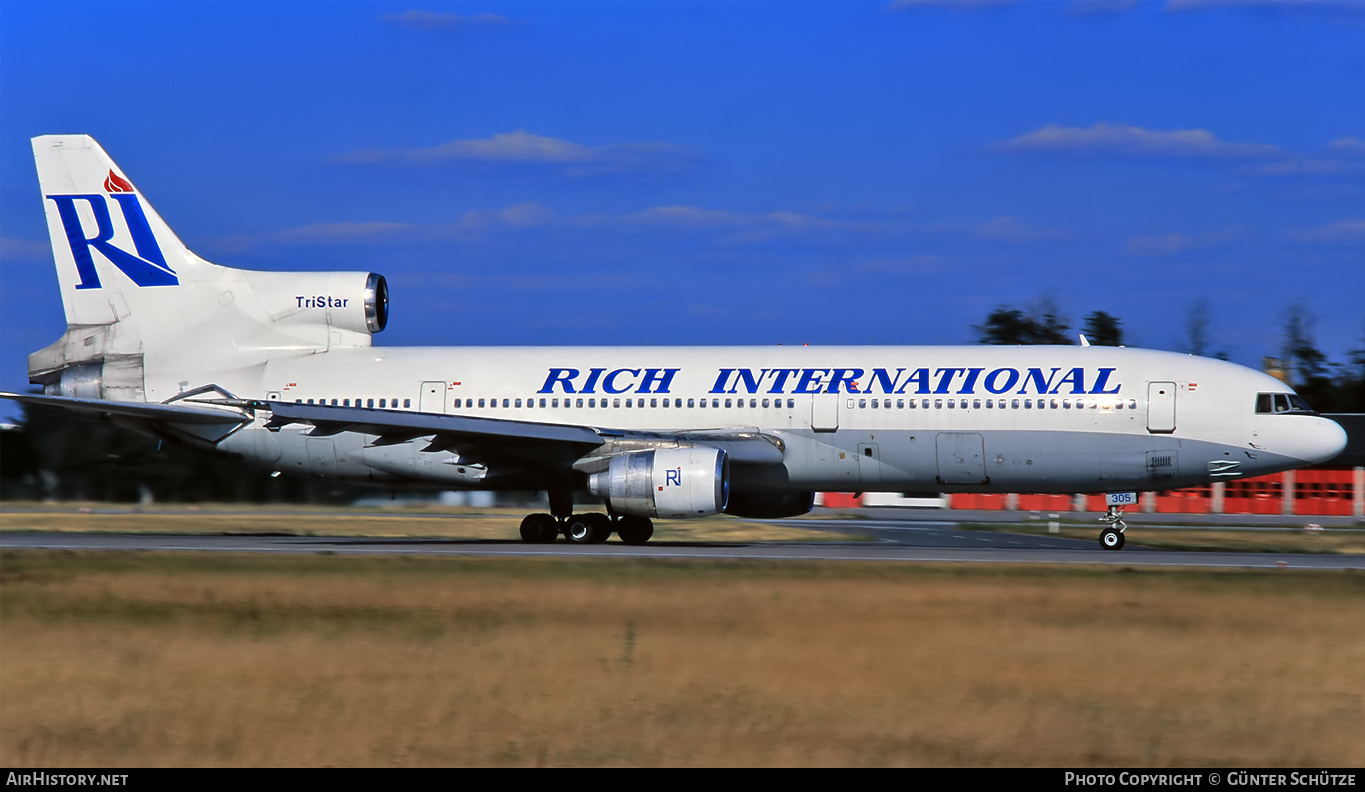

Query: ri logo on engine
left=666, top=468, right=682, bottom=487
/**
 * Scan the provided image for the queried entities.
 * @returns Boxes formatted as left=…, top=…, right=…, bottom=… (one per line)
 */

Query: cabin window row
left=296, top=398, right=413, bottom=408
left=290, top=396, right=1141, bottom=412
left=854, top=397, right=1140, bottom=410
left=454, top=397, right=802, bottom=409
left=445, top=396, right=1141, bottom=411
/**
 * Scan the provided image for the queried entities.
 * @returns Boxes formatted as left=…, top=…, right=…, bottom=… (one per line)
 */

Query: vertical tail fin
left=29, top=135, right=386, bottom=402
left=31, top=135, right=239, bottom=400
left=33, top=135, right=220, bottom=328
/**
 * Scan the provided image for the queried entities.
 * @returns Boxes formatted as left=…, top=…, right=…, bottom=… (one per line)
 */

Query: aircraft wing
left=0, top=391, right=252, bottom=426
left=258, top=400, right=785, bottom=469
left=261, top=400, right=603, bottom=468
left=1, top=392, right=785, bottom=470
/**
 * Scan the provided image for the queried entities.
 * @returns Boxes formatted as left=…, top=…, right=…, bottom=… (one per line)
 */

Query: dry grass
left=2, top=551, right=1362, bottom=767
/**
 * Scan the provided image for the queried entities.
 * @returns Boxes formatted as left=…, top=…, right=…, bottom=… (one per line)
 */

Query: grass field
left=2, top=550, right=1362, bottom=767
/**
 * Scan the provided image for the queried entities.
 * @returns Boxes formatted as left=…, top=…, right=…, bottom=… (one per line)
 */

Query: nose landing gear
left=1099, top=505, right=1127, bottom=551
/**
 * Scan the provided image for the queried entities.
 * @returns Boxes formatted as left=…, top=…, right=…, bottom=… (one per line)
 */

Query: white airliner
left=1, top=135, right=1348, bottom=549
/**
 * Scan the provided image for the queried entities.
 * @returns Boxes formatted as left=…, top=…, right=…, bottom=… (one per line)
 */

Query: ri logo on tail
left=46, top=168, right=178, bottom=289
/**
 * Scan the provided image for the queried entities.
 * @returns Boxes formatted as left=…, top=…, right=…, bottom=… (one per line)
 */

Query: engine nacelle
left=250, top=271, right=389, bottom=337
left=51, top=361, right=102, bottom=399
left=723, top=489, right=815, bottom=519
left=588, top=447, right=729, bottom=519
left=43, top=356, right=145, bottom=402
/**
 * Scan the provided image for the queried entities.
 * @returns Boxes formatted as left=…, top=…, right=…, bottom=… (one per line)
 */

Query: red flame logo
left=104, top=170, right=134, bottom=193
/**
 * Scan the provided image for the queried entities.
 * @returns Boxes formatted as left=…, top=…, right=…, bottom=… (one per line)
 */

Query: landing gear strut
left=1098, top=506, right=1127, bottom=551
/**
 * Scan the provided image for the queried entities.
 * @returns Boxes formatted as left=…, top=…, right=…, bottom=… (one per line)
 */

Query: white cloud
left=1239, top=156, right=1365, bottom=178
left=1327, top=137, right=1365, bottom=156
left=887, top=0, right=1016, bottom=9
left=271, top=222, right=415, bottom=243
left=338, top=131, right=699, bottom=178
left=600, top=206, right=755, bottom=229
left=1236, top=137, right=1365, bottom=180
left=451, top=202, right=559, bottom=234
left=990, top=123, right=1283, bottom=159
left=1067, top=0, right=1141, bottom=16
left=210, top=222, right=414, bottom=254
left=1288, top=218, right=1365, bottom=246
left=859, top=254, right=953, bottom=272
left=974, top=215, right=1070, bottom=243
left=0, top=236, right=51, bottom=261
left=209, top=202, right=1073, bottom=254
left=890, top=0, right=1144, bottom=15
left=383, top=11, right=512, bottom=31
left=1123, top=228, right=1248, bottom=257
left=448, top=203, right=1071, bottom=247
left=1165, top=0, right=1365, bottom=19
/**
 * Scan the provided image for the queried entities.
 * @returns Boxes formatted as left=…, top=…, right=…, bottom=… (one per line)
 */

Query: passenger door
left=420, top=381, right=447, bottom=414
left=811, top=394, right=839, bottom=433
left=1147, top=381, right=1176, bottom=434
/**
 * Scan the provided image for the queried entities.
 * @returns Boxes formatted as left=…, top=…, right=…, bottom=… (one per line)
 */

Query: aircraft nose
left=1299, top=417, right=1348, bottom=465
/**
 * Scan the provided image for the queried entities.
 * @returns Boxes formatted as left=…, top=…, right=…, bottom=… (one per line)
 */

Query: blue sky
left=1, top=0, right=1362, bottom=409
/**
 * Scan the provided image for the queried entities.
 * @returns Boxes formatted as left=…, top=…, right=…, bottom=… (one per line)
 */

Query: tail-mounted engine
left=362, top=272, right=389, bottom=334
left=588, top=447, right=729, bottom=519
left=240, top=270, right=389, bottom=349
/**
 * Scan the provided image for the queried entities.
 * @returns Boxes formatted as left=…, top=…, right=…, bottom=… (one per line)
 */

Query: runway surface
left=4, top=509, right=1363, bottom=570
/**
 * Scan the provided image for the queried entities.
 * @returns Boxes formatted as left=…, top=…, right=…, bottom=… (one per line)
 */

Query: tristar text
left=295, top=295, right=350, bottom=308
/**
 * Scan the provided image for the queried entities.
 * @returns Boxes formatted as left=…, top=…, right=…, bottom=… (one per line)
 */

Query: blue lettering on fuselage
left=540, top=366, right=1122, bottom=395
left=984, top=367, right=1020, bottom=393
left=539, top=368, right=682, bottom=395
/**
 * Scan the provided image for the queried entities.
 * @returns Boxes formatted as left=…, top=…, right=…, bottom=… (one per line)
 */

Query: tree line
left=973, top=297, right=1363, bottom=413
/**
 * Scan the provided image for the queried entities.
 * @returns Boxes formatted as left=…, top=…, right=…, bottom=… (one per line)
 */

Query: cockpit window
left=1255, top=392, right=1316, bottom=415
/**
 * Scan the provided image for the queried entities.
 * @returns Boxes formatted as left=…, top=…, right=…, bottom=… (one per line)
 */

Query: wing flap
left=0, top=391, right=252, bottom=426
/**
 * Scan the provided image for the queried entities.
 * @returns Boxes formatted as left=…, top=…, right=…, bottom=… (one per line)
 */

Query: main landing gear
left=1098, top=506, right=1127, bottom=551
left=518, top=512, right=655, bottom=546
